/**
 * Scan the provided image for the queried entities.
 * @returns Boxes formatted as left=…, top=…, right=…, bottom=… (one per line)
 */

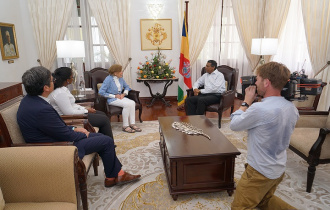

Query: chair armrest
left=77, top=102, right=94, bottom=108
left=94, top=94, right=108, bottom=113
left=65, top=119, right=96, bottom=133
left=12, top=141, right=74, bottom=147
left=186, top=88, right=193, bottom=97
left=220, top=90, right=235, bottom=107
left=61, top=114, right=88, bottom=120
left=309, top=128, right=330, bottom=156
left=127, top=89, right=141, bottom=104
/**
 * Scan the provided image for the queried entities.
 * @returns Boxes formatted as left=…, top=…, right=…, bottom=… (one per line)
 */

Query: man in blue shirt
left=230, top=62, right=299, bottom=209
left=185, top=60, right=226, bottom=115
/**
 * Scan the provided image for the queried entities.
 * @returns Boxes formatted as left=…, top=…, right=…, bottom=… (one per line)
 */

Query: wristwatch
left=241, top=102, right=250, bottom=108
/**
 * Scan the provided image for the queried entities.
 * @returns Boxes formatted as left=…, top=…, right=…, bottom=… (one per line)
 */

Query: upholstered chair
left=186, top=65, right=238, bottom=128
left=0, top=146, right=79, bottom=210
left=0, top=100, right=99, bottom=210
left=89, top=67, right=143, bottom=122
left=289, top=108, right=330, bottom=192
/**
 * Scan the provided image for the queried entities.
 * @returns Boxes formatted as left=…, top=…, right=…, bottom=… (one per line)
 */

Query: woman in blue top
left=99, top=64, right=142, bottom=133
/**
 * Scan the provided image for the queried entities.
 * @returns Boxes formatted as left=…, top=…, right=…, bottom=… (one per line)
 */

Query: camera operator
left=230, top=62, right=299, bottom=209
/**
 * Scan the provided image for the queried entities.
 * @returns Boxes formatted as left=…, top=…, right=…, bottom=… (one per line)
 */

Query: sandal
left=122, top=126, right=135, bottom=133
left=130, top=125, right=142, bottom=132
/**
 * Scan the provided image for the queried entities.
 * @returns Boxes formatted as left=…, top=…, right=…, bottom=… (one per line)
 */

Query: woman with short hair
left=99, top=64, right=142, bottom=133
left=49, top=67, right=113, bottom=139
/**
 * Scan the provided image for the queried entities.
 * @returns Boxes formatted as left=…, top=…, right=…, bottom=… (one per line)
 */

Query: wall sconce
left=56, top=40, right=85, bottom=96
left=251, top=38, right=278, bottom=65
left=147, top=4, right=164, bottom=19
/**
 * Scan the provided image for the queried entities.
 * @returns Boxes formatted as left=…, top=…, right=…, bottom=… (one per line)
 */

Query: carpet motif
left=87, top=118, right=330, bottom=210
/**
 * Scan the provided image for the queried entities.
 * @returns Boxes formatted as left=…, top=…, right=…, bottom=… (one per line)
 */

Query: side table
left=74, top=93, right=96, bottom=103
left=137, top=78, right=178, bottom=107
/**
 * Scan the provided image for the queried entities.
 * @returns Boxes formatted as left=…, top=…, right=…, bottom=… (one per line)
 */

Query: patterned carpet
left=86, top=118, right=330, bottom=210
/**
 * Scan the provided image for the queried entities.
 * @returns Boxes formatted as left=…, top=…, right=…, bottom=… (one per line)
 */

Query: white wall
left=0, top=0, right=39, bottom=83
left=130, top=0, right=180, bottom=97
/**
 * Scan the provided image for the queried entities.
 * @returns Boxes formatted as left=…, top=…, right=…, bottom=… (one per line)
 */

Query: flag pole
left=185, top=1, right=189, bottom=32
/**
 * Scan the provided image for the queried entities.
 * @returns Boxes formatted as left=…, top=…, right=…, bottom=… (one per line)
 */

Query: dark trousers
left=185, top=94, right=221, bottom=115
left=74, top=133, right=122, bottom=178
left=88, top=110, right=113, bottom=139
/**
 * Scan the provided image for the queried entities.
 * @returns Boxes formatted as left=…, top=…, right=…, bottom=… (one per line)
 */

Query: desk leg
left=143, top=80, right=173, bottom=107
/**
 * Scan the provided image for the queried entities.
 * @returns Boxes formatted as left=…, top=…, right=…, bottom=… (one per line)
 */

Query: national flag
left=178, top=12, right=192, bottom=106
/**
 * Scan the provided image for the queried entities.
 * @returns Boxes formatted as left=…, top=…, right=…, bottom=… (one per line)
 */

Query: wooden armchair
left=0, top=100, right=99, bottom=210
left=289, top=107, right=330, bottom=192
left=0, top=146, right=80, bottom=210
left=186, top=65, right=238, bottom=128
left=89, top=67, right=143, bottom=122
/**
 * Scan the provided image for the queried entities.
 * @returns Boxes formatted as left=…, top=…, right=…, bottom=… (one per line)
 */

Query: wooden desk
left=158, top=115, right=241, bottom=200
left=137, top=78, right=178, bottom=107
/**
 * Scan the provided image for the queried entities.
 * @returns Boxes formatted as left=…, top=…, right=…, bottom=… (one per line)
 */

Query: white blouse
left=48, top=86, right=88, bottom=115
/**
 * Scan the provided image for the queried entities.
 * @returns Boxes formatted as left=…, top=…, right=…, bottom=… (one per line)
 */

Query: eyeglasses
left=51, top=78, right=56, bottom=83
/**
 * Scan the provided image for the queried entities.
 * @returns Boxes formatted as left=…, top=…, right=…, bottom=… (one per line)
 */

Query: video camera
left=240, top=71, right=323, bottom=101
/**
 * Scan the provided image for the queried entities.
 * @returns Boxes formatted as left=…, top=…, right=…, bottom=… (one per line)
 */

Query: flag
left=178, top=12, right=192, bottom=106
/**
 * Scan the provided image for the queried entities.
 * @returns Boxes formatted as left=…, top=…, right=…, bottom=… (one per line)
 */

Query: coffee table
left=158, top=115, right=241, bottom=200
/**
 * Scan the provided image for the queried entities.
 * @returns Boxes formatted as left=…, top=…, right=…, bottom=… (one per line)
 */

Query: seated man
left=17, top=66, right=140, bottom=188
left=185, top=60, right=226, bottom=115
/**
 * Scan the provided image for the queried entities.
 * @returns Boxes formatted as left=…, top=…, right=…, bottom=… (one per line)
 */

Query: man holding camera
left=230, top=62, right=299, bottom=209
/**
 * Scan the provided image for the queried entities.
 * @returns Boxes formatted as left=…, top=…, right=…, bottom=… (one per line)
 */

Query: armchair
left=186, top=65, right=238, bottom=128
left=0, top=100, right=99, bottom=210
left=0, top=146, right=79, bottom=210
left=289, top=108, right=330, bottom=192
left=89, top=67, right=143, bottom=122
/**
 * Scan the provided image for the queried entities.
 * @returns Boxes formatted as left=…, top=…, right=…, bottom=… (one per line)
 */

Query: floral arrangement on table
left=137, top=49, right=176, bottom=79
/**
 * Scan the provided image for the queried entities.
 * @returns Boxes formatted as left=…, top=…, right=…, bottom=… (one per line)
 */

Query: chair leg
left=77, top=161, right=88, bottom=210
left=139, top=108, right=143, bottom=123
left=93, top=155, right=99, bottom=176
left=230, top=105, right=234, bottom=114
left=117, top=114, right=120, bottom=122
left=307, top=164, right=316, bottom=193
left=218, top=112, right=223, bottom=128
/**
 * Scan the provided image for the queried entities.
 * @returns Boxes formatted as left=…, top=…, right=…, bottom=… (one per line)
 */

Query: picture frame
left=140, top=19, right=172, bottom=51
left=0, top=22, right=19, bottom=60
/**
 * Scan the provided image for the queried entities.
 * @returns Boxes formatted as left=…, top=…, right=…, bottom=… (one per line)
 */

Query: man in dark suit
left=17, top=66, right=140, bottom=187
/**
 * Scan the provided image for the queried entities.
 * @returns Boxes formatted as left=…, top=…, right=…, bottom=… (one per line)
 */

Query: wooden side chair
left=0, top=100, right=99, bottom=210
left=186, top=65, right=239, bottom=128
left=289, top=108, right=330, bottom=192
left=89, top=67, right=143, bottom=122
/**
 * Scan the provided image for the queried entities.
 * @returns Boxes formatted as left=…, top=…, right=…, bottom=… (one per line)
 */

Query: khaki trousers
left=231, top=164, right=296, bottom=210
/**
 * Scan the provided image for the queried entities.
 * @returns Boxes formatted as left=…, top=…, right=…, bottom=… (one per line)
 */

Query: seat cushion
left=97, top=83, right=103, bottom=91
left=5, top=202, right=76, bottom=210
left=82, top=153, right=96, bottom=171
left=290, top=128, right=330, bottom=159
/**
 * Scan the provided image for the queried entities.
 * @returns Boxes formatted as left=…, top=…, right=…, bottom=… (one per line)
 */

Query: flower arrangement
left=137, top=49, right=176, bottom=79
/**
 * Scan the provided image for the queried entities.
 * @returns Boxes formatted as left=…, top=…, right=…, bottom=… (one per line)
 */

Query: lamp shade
left=56, top=40, right=85, bottom=58
left=251, top=38, right=278, bottom=55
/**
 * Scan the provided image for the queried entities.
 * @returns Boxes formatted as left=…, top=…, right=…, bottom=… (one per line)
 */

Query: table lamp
left=251, top=38, right=278, bottom=65
left=56, top=40, right=85, bottom=96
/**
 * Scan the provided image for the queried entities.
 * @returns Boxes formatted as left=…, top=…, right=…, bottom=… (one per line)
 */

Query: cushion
left=97, top=83, right=103, bottom=91
left=326, top=113, right=330, bottom=129
left=0, top=187, right=5, bottom=210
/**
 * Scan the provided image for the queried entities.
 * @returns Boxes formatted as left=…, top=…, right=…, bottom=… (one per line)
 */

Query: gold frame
left=0, top=22, right=19, bottom=60
left=140, top=19, right=172, bottom=51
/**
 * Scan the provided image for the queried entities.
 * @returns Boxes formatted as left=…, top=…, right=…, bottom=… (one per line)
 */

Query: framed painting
left=140, top=19, right=172, bottom=51
left=0, top=22, right=19, bottom=60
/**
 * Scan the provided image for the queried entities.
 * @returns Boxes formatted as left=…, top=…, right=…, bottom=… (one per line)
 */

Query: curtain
left=28, top=0, right=75, bottom=70
left=87, top=0, right=131, bottom=86
left=179, top=0, right=221, bottom=83
left=272, top=0, right=313, bottom=77
left=231, top=0, right=291, bottom=71
left=301, top=0, right=330, bottom=111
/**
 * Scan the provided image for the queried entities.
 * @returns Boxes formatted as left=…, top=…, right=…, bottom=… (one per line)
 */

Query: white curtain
left=301, top=0, right=330, bottom=111
left=231, top=0, right=291, bottom=71
left=179, top=0, right=221, bottom=83
left=28, top=0, right=75, bottom=70
left=87, top=0, right=132, bottom=86
left=197, top=0, right=251, bottom=91
left=272, top=0, right=313, bottom=77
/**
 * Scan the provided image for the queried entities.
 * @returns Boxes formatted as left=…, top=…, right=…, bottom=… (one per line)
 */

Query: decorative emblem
left=146, top=23, right=167, bottom=46
left=172, top=122, right=211, bottom=140
left=182, top=61, right=191, bottom=78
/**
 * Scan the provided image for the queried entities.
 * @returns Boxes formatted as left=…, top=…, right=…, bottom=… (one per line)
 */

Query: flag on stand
left=178, top=12, right=192, bottom=106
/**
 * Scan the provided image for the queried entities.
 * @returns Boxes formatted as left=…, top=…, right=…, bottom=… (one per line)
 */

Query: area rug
left=87, top=118, right=330, bottom=210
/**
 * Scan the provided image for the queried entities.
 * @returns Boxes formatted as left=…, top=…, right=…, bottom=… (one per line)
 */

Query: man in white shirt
left=230, top=62, right=299, bottom=209
left=185, top=60, right=226, bottom=115
left=4, top=31, right=16, bottom=57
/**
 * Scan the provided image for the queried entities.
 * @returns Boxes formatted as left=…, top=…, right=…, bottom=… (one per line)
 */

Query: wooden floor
left=109, top=97, right=243, bottom=122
